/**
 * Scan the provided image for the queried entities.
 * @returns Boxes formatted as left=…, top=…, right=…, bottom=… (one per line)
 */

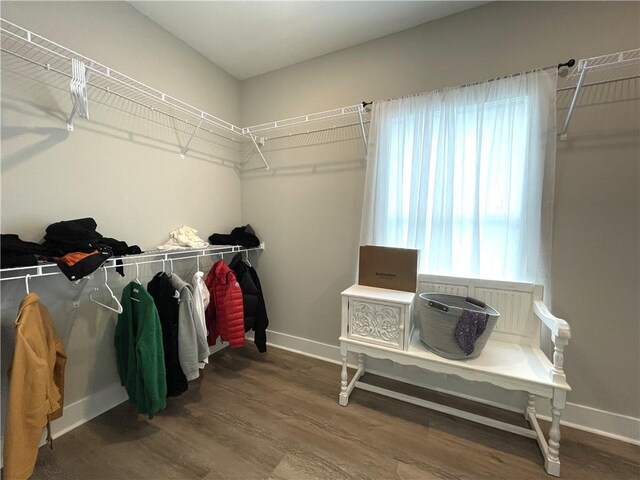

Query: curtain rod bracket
left=558, top=59, right=575, bottom=70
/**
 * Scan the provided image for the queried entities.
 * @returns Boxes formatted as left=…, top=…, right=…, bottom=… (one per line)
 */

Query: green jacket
left=115, top=282, right=167, bottom=417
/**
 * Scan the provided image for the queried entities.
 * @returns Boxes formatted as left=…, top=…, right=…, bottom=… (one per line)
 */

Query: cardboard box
left=358, top=245, right=418, bottom=293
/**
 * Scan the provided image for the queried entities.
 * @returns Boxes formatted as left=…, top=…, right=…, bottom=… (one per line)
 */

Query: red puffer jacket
left=205, top=260, right=245, bottom=348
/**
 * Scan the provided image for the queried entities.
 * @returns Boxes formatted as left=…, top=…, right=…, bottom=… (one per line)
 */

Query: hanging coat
left=147, top=273, right=188, bottom=396
left=114, top=282, right=167, bottom=418
left=168, top=273, right=200, bottom=381
left=4, top=293, right=67, bottom=480
left=205, top=260, right=245, bottom=348
left=229, top=253, right=269, bottom=353
left=191, top=271, right=211, bottom=367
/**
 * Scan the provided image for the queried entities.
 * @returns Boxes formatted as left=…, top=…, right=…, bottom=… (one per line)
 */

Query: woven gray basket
left=418, top=293, right=500, bottom=360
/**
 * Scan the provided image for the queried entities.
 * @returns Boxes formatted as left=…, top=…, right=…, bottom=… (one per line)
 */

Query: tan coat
left=3, top=293, right=66, bottom=480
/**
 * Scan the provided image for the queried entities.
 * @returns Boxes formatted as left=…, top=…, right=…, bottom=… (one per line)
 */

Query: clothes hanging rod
left=0, top=243, right=264, bottom=281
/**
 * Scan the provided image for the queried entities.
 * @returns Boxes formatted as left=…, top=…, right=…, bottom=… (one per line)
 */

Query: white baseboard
left=0, top=382, right=128, bottom=469
left=209, top=341, right=229, bottom=355
left=50, top=382, right=129, bottom=439
left=252, top=329, right=640, bottom=446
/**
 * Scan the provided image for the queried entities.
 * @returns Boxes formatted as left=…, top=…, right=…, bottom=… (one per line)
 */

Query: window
left=361, top=71, right=556, bottom=283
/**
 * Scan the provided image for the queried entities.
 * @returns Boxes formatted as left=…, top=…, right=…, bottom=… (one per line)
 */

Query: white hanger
left=24, top=274, right=31, bottom=294
left=169, top=258, right=174, bottom=274
left=90, top=266, right=123, bottom=314
left=243, top=250, right=252, bottom=267
left=134, top=262, right=141, bottom=285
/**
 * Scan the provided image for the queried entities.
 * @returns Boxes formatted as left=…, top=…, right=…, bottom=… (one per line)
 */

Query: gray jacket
left=169, top=274, right=200, bottom=381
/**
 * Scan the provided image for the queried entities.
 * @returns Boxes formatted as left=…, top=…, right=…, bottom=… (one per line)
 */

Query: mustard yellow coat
left=3, top=293, right=66, bottom=480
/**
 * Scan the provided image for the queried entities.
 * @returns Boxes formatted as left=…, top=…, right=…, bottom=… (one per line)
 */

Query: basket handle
left=427, top=300, right=449, bottom=312
left=465, top=296, right=486, bottom=309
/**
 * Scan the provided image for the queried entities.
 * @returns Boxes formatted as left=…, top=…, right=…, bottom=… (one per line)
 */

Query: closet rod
left=0, top=244, right=265, bottom=282
left=0, top=47, right=243, bottom=145
left=361, top=58, right=575, bottom=107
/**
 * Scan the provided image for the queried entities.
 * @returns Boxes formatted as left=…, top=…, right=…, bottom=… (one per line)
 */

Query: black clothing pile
left=229, top=252, right=269, bottom=353
left=1, top=218, right=141, bottom=280
left=209, top=225, right=261, bottom=248
left=1, top=235, right=50, bottom=269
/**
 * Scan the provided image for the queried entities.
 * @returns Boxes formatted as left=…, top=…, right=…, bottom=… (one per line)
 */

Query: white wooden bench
left=338, top=274, right=571, bottom=476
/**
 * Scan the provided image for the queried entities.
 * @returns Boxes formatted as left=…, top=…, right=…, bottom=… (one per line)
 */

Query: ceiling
left=129, top=1, right=486, bottom=80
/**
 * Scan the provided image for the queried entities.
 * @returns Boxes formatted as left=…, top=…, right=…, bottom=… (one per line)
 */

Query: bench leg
left=357, top=353, right=365, bottom=377
left=545, top=388, right=566, bottom=477
left=339, top=344, right=349, bottom=406
left=525, top=393, right=536, bottom=421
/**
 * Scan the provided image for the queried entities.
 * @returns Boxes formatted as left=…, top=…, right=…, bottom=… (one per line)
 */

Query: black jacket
left=229, top=253, right=268, bottom=353
left=41, top=218, right=141, bottom=278
left=1, top=234, right=50, bottom=268
left=209, top=225, right=260, bottom=248
left=147, top=272, right=187, bottom=397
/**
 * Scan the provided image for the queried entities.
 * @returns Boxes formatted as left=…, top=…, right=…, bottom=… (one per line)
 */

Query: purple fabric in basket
left=454, top=309, right=490, bottom=356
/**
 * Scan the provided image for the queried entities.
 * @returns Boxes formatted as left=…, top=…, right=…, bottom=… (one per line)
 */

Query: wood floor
left=29, top=343, right=639, bottom=480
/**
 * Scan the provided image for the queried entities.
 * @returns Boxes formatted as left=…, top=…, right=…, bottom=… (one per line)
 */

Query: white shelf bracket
left=560, top=66, right=588, bottom=141
left=248, top=132, right=269, bottom=171
left=357, top=106, right=368, bottom=154
left=180, top=117, right=204, bottom=159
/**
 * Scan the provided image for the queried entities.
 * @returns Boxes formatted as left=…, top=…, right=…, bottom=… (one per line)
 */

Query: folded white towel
left=158, top=225, right=208, bottom=250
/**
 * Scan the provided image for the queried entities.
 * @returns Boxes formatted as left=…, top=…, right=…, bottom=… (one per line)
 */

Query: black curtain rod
left=362, top=59, right=575, bottom=108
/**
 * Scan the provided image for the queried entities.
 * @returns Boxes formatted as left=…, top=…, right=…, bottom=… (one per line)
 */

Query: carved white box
left=342, top=285, right=415, bottom=351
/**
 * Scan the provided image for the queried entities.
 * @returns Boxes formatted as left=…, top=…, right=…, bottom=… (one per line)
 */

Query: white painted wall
left=1, top=0, right=638, bottom=450
left=1, top=0, right=242, bottom=444
left=240, top=0, right=640, bottom=424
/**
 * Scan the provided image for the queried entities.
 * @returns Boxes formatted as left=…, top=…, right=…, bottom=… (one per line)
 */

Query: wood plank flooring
left=28, top=343, right=639, bottom=479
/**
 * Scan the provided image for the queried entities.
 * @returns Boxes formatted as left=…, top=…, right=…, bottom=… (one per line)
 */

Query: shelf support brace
left=71, top=277, right=91, bottom=308
left=560, top=66, right=588, bottom=141
left=249, top=133, right=270, bottom=171
left=180, top=117, right=204, bottom=159
left=357, top=106, right=368, bottom=154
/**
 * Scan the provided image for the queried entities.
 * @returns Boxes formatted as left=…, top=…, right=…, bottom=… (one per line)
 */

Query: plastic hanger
left=134, top=262, right=141, bottom=285
left=71, top=59, right=81, bottom=114
left=90, top=266, right=123, bottom=314
left=24, top=274, right=31, bottom=295
left=243, top=250, right=252, bottom=268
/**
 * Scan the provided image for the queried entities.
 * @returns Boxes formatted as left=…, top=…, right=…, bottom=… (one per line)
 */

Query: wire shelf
left=245, top=105, right=365, bottom=135
left=0, top=18, right=370, bottom=170
left=0, top=243, right=265, bottom=282
left=558, top=48, right=640, bottom=139
left=0, top=19, right=248, bottom=143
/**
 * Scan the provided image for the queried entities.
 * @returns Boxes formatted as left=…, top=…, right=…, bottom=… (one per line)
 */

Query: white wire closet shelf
left=0, top=18, right=369, bottom=171
left=558, top=48, right=640, bottom=140
left=1, top=243, right=264, bottom=309
left=240, top=104, right=370, bottom=171
left=0, top=243, right=265, bottom=282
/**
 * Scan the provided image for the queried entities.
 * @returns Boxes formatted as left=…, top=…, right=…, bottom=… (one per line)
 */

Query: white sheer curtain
left=360, top=69, right=557, bottom=284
